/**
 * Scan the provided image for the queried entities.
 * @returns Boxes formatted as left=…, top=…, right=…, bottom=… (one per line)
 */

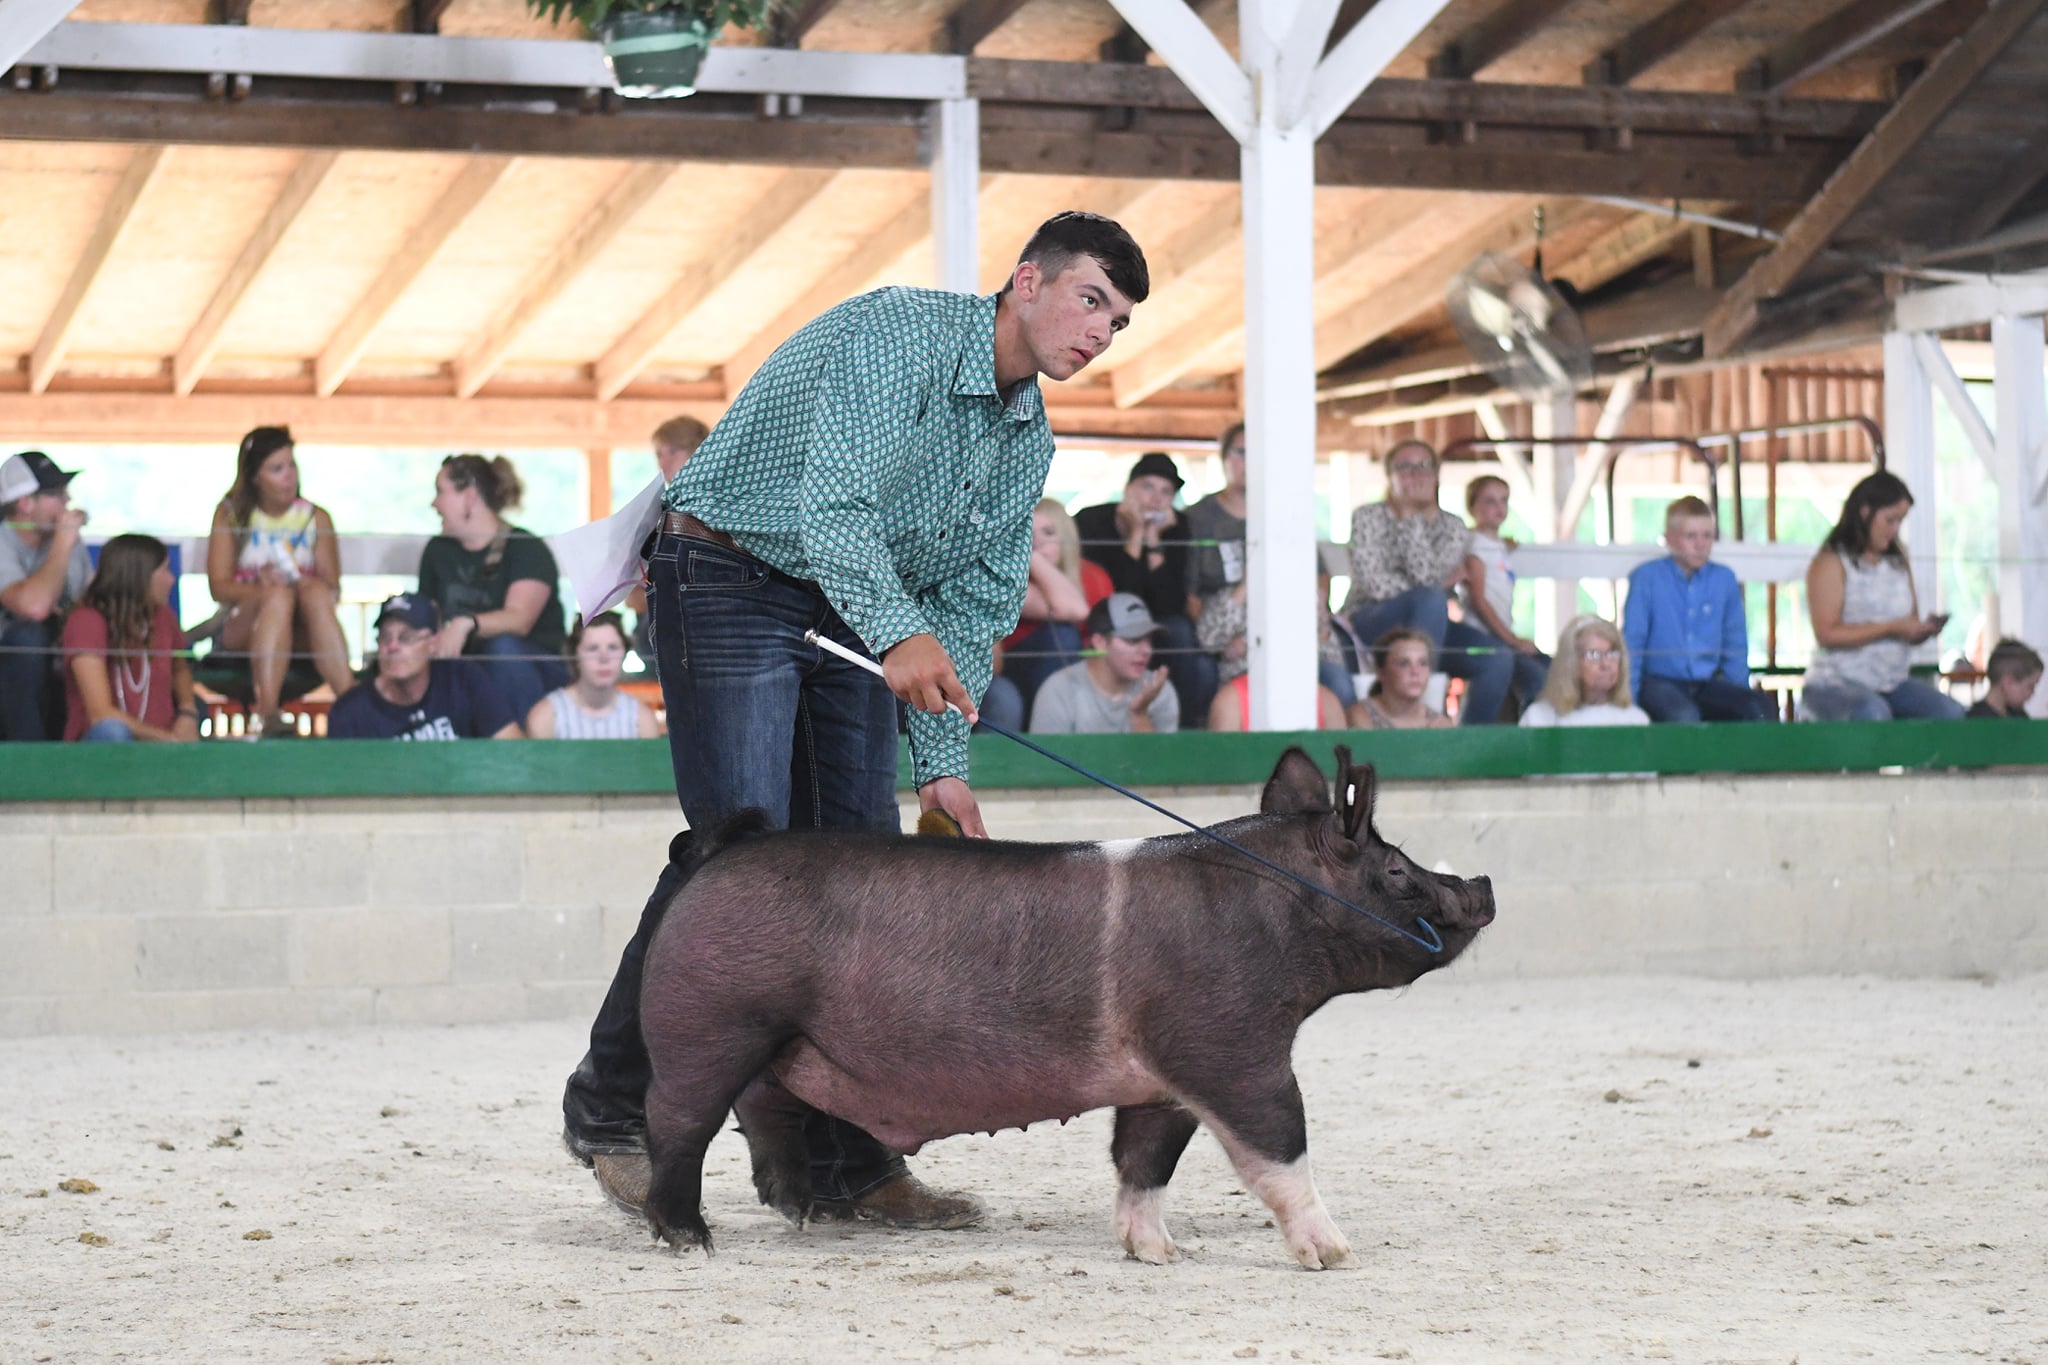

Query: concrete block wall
left=2, top=768, right=2043, bottom=1037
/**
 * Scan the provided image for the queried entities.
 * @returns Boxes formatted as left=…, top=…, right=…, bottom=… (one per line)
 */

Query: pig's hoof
left=1122, top=1233, right=1179, bottom=1265
left=1290, top=1237, right=1355, bottom=1271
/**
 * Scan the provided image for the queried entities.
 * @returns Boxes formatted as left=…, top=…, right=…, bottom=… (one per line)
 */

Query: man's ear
left=1261, top=747, right=1332, bottom=815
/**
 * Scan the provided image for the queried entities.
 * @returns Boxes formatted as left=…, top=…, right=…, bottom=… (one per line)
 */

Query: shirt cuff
left=844, top=599, right=931, bottom=663
left=906, top=708, right=971, bottom=788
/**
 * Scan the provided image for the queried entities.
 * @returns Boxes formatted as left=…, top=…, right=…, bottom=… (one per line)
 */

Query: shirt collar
left=954, top=293, right=1043, bottom=424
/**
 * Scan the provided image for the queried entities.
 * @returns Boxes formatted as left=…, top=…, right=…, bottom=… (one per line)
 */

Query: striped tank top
left=542, top=688, right=644, bottom=740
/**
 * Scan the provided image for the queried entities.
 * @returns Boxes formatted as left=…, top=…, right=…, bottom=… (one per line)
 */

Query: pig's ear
left=1261, top=746, right=1332, bottom=814
left=1337, top=761, right=1377, bottom=842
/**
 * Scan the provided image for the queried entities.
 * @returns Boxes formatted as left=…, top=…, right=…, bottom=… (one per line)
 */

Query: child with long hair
left=526, top=612, right=662, bottom=739
left=206, top=425, right=355, bottom=737
left=1352, top=626, right=1453, bottom=729
left=61, top=534, right=198, bottom=742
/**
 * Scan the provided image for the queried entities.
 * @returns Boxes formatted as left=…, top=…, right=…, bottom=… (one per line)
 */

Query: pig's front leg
left=1111, top=1102, right=1200, bottom=1264
left=1199, top=1075, right=1356, bottom=1271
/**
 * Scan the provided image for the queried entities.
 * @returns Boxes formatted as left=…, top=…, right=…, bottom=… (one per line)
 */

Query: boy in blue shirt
left=1622, top=496, right=1774, bottom=723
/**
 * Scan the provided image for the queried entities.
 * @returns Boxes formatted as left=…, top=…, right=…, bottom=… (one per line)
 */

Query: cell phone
left=1927, top=613, right=1951, bottom=630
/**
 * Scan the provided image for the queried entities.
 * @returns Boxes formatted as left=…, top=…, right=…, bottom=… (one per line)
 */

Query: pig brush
left=804, top=630, right=1444, bottom=954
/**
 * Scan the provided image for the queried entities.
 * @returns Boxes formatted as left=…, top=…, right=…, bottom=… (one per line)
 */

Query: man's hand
left=1130, top=664, right=1170, bottom=713
left=918, top=776, right=987, bottom=838
left=883, top=633, right=977, bottom=724
left=434, top=615, right=475, bottom=659
left=53, top=507, right=88, bottom=542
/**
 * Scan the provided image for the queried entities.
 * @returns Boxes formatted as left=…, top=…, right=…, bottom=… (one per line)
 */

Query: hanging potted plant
left=529, top=0, right=776, bottom=99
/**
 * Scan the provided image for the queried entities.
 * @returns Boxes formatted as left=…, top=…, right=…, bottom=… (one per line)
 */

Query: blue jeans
left=979, top=674, right=1025, bottom=734
left=567, top=530, right=907, bottom=1198
left=0, top=616, right=59, bottom=742
left=1800, top=676, right=1964, bottom=722
left=1638, top=674, right=1777, bottom=723
left=1348, top=585, right=1516, bottom=725
left=472, top=632, right=568, bottom=725
left=1158, top=613, right=1215, bottom=731
left=81, top=717, right=134, bottom=742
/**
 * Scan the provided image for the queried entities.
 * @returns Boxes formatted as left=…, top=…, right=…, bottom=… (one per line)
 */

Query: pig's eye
left=1386, top=861, right=1405, bottom=878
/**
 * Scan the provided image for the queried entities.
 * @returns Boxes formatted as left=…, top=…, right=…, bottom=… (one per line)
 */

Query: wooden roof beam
left=950, top=0, right=1037, bottom=53
left=1954, top=124, right=2048, bottom=243
left=1704, top=0, right=2048, bottom=357
left=1739, top=0, right=1954, bottom=95
left=1429, top=0, right=1578, bottom=78
left=592, top=168, right=839, bottom=401
left=315, top=156, right=512, bottom=396
left=1584, top=0, right=1762, bottom=86
left=1550, top=201, right=1735, bottom=292
left=172, top=150, right=339, bottom=396
left=768, top=0, right=844, bottom=47
left=453, top=163, right=674, bottom=399
left=28, top=144, right=167, bottom=395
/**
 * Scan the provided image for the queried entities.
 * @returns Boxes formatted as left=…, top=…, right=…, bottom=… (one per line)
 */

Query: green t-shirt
left=417, top=526, right=565, bottom=657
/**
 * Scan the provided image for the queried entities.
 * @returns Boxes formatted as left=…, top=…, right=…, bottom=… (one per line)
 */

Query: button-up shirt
left=1622, top=555, right=1750, bottom=694
left=662, top=287, right=1053, bottom=787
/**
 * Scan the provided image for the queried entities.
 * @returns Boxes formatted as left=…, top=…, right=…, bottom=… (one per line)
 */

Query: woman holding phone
left=1798, top=471, right=1962, bottom=721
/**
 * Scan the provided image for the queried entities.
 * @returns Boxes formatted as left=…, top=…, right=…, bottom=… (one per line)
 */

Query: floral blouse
left=1341, top=502, right=1472, bottom=613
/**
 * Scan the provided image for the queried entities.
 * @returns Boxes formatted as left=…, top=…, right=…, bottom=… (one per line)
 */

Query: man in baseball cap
left=1, top=451, right=91, bottom=741
left=1027, top=591, right=1179, bottom=734
left=326, top=593, right=521, bottom=742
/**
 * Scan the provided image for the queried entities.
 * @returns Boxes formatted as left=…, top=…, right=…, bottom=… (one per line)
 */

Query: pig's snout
left=1454, top=875, right=1495, bottom=929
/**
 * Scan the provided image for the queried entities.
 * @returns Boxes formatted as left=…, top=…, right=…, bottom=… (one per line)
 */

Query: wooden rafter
left=1740, top=0, right=1954, bottom=94
left=950, top=0, right=1037, bottom=53
left=768, top=0, right=844, bottom=47
left=453, top=163, right=675, bottom=399
left=1955, top=125, right=2048, bottom=243
left=172, top=150, right=339, bottom=396
left=1704, top=0, right=2048, bottom=357
left=1584, top=0, right=1761, bottom=86
left=592, top=168, right=839, bottom=401
left=1550, top=202, right=1733, bottom=292
left=28, top=145, right=167, bottom=395
left=315, top=156, right=513, bottom=396
left=1429, top=0, right=1578, bottom=78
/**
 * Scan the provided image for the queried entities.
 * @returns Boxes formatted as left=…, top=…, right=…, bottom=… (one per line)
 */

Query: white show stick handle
left=802, top=629, right=966, bottom=718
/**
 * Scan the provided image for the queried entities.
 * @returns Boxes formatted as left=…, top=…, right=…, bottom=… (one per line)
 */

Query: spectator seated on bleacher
left=326, top=594, right=520, bottom=741
left=1352, top=627, right=1454, bottom=730
left=525, top=611, right=661, bottom=740
left=421, top=454, right=569, bottom=722
left=0, top=450, right=94, bottom=742
left=1623, top=495, right=1773, bottom=724
left=1458, top=474, right=1549, bottom=717
left=1519, top=614, right=1649, bottom=728
left=1029, top=593, right=1178, bottom=735
left=999, top=497, right=1100, bottom=727
left=1342, top=441, right=1514, bottom=726
left=59, top=534, right=198, bottom=744
left=1798, top=471, right=1963, bottom=722
left=204, top=425, right=357, bottom=739
left=1967, top=638, right=2042, bottom=719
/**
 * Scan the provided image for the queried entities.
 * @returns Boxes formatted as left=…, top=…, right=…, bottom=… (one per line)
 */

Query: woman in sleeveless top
left=526, top=612, right=661, bottom=740
left=1352, top=627, right=1454, bottom=730
left=206, top=426, right=356, bottom=737
left=1799, top=472, right=1962, bottom=722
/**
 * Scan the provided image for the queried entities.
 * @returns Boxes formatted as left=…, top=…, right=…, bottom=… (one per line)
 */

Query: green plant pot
left=597, top=10, right=713, bottom=99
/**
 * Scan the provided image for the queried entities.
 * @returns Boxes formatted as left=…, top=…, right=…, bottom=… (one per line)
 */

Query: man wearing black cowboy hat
left=1072, top=451, right=1216, bottom=727
left=0, top=451, right=93, bottom=741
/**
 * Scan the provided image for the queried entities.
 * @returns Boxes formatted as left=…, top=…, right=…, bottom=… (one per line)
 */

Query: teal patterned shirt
left=663, top=287, right=1054, bottom=787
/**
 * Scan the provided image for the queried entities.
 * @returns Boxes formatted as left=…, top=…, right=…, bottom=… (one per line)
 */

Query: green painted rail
left=1, top=721, right=2042, bottom=802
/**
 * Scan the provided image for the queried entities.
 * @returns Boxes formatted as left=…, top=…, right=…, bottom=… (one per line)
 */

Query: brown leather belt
left=660, top=510, right=740, bottom=552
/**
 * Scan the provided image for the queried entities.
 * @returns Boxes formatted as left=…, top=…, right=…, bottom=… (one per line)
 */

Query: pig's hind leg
left=1194, top=1073, right=1356, bottom=1271
left=642, top=1029, right=796, bottom=1255
left=1111, top=1102, right=1200, bottom=1264
left=732, top=1070, right=814, bottom=1227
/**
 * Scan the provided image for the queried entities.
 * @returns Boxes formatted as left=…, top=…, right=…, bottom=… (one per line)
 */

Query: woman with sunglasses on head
left=206, top=425, right=355, bottom=738
left=61, top=533, right=199, bottom=743
left=1342, top=440, right=1516, bottom=724
left=1519, top=614, right=1648, bottom=728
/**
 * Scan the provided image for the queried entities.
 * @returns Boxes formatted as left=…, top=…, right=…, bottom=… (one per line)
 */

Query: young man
left=1073, top=452, right=1212, bottom=726
left=326, top=594, right=522, bottom=740
left=1622, top=496, right=1774, bottom=723
left=1458, top=474, right=1550, bottom=715
left=0, top=451, right=94, bottom=742
left=1967, top=638, right=2042, bottom=718
left=562, top=212, right=1149, bottom=1228
left=1029, top=593, right=1178, bottom=734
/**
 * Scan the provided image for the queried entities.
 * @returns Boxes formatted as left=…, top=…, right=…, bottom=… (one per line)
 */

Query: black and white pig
left=637, top=746, right=1495, bottom=1269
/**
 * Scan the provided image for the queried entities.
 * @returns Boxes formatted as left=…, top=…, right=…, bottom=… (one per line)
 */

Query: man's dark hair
left=1007, top=212, right=1149, bottom=304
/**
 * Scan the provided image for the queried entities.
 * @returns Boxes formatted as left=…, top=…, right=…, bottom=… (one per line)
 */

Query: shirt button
left=962, top=480, right=972, bottom=490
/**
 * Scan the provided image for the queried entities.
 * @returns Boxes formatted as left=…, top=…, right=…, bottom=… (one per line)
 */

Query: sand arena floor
left=4, top=973, right=2044, bottom=1365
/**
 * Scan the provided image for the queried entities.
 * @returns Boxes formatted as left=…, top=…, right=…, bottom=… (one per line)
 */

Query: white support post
left=1991, top=315, right=2048, bottom=671
left=1530, top=396, right=1577, bottom=647
left=1913, top=332, right=1996, bottom=479
left=1883, top=330, right=1943, bottom=625
left=0, top=0, right=82, bottom=71
left=928, top=98, right=980, bottom=295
